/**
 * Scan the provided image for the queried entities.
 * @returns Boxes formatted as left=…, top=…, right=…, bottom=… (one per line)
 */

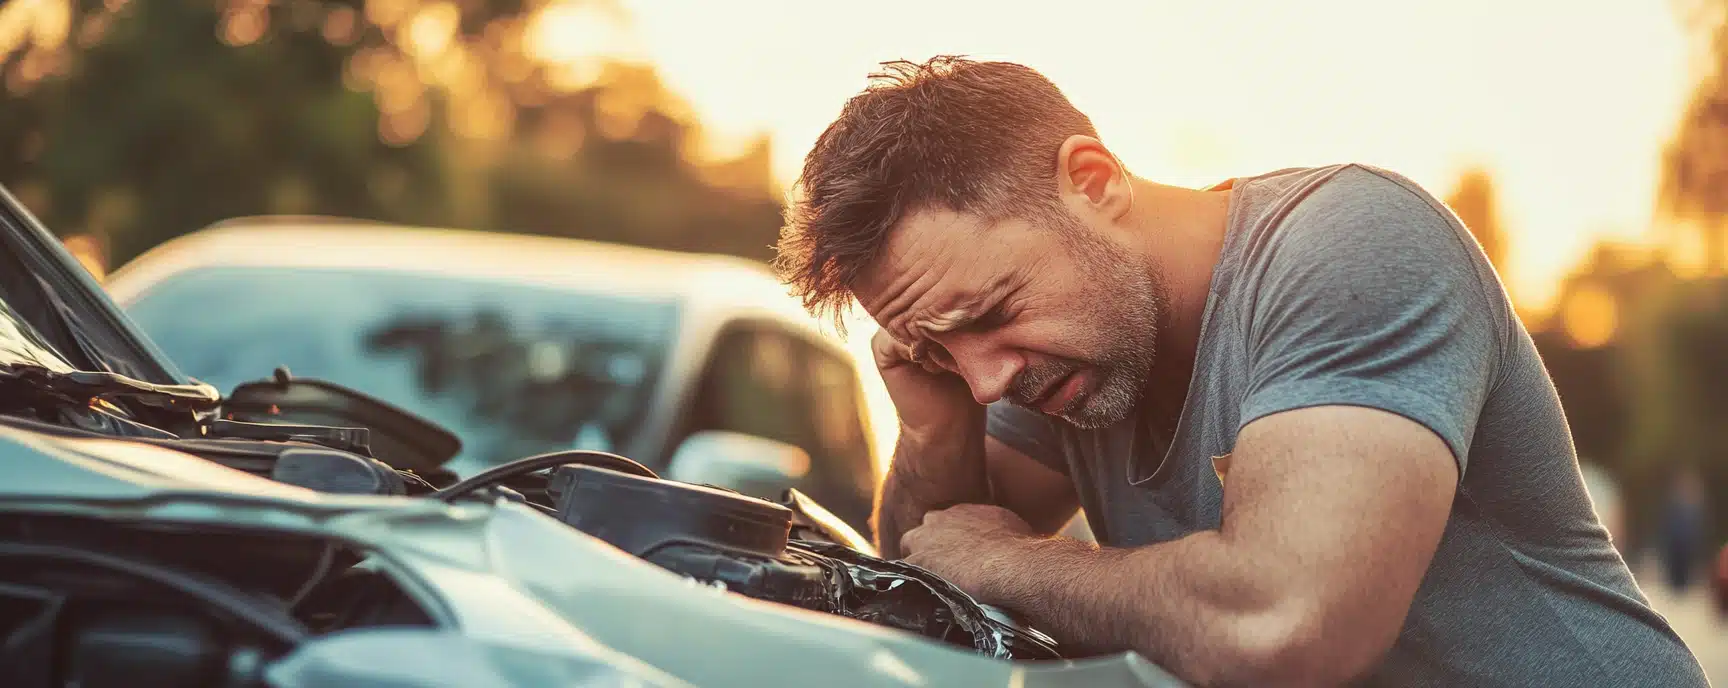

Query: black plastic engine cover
left=543, top=465, right=1063, bottom=660
left=644, top=544, right=833, bottom=611
left=547, top=465, right=793, bottom=560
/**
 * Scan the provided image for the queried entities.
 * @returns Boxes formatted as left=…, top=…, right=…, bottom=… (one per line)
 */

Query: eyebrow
left=882, top=267, right=1015, bottom=349
left=903, top=294, right=999, bottom=349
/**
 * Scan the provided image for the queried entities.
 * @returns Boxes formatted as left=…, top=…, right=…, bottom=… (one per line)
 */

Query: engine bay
left=546, top=463, right=1059, bottom=660
left=0, top=438, right=1060, bottom=688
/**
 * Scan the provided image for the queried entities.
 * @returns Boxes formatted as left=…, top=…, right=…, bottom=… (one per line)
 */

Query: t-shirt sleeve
left=986, top=399, right=1069, bottom=475
left=1239, top=170, right=1503, bottom=475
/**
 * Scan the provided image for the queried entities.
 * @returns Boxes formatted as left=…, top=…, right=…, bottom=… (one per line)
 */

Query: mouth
left=1032, top=369, right=1088, bottom=414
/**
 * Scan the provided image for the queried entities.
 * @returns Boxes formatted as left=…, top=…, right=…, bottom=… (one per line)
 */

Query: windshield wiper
left=0, top=363, right=221, bottom=412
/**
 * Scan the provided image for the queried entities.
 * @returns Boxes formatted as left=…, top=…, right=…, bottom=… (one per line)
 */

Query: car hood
left=0, top=423, right=1185, bottom=687
left=0, top=184, right=192, bottom=386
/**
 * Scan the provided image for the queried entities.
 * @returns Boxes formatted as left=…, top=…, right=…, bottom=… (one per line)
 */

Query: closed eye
left=924, top=341, right=957, bottom=370
left=969, top=304, right=1013, bottom=330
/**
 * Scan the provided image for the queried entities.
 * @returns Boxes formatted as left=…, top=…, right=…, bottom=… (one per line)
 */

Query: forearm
left=873, top=424, right=989, bottom=558
left=990, top=534, right=1350, bottom=686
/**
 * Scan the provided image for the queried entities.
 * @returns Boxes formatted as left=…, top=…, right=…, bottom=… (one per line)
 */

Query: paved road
left=1638, top=565, right=1727, bottom=683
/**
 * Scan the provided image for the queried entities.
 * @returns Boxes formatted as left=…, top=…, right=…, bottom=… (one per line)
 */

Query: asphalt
left=1638, top=562, right=1728, bottom=683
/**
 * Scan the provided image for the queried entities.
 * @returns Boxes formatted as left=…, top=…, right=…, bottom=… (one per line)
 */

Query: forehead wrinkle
left=902, top=249, right=1023, bottom=342
left=877, top=252, right=946, bottom=336
left=877, top=268, right=949, bottom=343
left=870, top=208, right=995, bottom=343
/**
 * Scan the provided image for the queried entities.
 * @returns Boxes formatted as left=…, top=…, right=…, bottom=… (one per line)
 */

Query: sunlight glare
left=0, top=0, right=71, bottom=61
left=406, top=1, right=458, bottom=60
left=1563, top=284, right=1621, bottom=349
left=616, top=0, right=1692, bottom=316
left=526, top=1, right=637, bottom=69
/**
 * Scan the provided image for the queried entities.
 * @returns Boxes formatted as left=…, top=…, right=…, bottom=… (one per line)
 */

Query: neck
left=1123, top=176, right=1233, bottom=387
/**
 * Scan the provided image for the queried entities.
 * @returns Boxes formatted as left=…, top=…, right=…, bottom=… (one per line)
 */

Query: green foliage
left=0, top=0, right=783, bottom=267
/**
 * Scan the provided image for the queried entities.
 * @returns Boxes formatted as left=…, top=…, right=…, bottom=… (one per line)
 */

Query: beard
left=1005, top=212, right=1167, bottom=430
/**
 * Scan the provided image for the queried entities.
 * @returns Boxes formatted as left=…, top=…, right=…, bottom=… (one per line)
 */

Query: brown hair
left=773, top=56, right=1099, bottom=326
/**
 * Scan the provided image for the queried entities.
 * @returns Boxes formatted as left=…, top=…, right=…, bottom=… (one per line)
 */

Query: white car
left=103, top=218, right=892, bottom=534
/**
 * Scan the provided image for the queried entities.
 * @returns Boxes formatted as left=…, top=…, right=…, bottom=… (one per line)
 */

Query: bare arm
left=939, top=406, right=1458, bottom=685
left=874, top=426, right=1077, bottom=557
left=873, top=422, right=988, bottom=559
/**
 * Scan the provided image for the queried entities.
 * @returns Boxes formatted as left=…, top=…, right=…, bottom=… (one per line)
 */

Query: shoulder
left=1241, top=163, right=1476, bottom=271
left=1283, top=164, right=1454, bottom=231
left=1234, top=162, right=1512, bottom=355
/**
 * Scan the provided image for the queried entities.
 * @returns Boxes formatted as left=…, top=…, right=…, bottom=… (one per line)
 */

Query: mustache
left=1007, top=360, right=1076, bottom=406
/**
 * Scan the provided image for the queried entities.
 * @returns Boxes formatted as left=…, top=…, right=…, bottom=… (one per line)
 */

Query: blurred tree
left=0, top=0, right=453, bottom=263
left=1660, top=0, right=1728, bottom=272
left=0, top=0, right=783, bottom=266
left=1443, top=167, right=1510, bottom=277
left=1615, top=0, right=1728, bottom=556
left=1537, top=237, right=1728, bottom=555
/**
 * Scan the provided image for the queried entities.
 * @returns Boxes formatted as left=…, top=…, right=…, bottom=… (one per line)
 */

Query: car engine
left=545, top=463, right=1060, bottom=660
left=0, top=442, right=1059, bottom=688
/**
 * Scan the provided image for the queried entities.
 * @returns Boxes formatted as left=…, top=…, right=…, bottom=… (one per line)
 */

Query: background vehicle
left=102, top=220, right=890, bottom=533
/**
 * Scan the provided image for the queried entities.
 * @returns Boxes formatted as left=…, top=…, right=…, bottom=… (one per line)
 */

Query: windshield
left=123, top=266, right=682, bottom=475
left=0, top=291, right=77, bottom=374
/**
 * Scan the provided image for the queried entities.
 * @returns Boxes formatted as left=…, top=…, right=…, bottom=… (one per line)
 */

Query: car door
left=677, top=321, right=875, bottom=533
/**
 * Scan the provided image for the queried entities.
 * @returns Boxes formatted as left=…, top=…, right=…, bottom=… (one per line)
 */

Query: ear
left=1055, top=135, right=1131, bottom=221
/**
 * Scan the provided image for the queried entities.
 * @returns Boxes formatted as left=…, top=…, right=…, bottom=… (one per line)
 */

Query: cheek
left=990, top=313, right=1100, bottom=364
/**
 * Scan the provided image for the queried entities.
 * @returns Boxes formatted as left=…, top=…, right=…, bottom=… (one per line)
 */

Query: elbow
left=1216, top=602, right=1398, bottom=687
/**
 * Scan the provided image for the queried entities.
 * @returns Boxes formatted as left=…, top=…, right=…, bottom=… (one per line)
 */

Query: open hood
left=0, top=184, right=196, bottom=387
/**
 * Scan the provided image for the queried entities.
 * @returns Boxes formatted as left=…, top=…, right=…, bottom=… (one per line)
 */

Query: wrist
left=892, top=425, right=988, bottom=503
left=980, top=536, right=1084, bottom=611
left=981, top=535, right=1057, bottom=605
left=896, top=408, right=986, bottom=449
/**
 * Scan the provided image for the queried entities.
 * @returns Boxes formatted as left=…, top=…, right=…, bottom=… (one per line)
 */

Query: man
left=774, top=57, right=1707, bottom=686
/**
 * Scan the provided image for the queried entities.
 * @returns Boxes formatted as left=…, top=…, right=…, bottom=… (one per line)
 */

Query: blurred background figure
left=1661, top=465, right=1711, bottom=592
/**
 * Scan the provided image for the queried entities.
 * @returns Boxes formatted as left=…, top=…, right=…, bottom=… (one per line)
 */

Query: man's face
left=854, top=205, right=1166, bottom=429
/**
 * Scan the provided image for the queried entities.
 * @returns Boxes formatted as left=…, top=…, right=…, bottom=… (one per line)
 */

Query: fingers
left=899, top=507, right=951, bottom=556
left=871, top=327, right=912, bottom=368
left=899, top=522, right=927, bottom=556
left=871, top=327, right=946, bottom=375
left=898, top=506, right=953, bottom=555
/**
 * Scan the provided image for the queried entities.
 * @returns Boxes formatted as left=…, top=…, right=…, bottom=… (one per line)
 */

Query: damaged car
left=0, top=185, right=1184, bottom=687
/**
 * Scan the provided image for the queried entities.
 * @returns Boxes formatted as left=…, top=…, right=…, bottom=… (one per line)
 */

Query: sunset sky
left=616, top=0, right=1699, bottom=314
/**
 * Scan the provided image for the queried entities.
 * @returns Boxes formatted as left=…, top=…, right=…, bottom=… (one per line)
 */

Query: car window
left=804, top=344, right=873, bottom=493
left=685, top=324, right=874, bottom=531
left=797, top=340, right=876, bottom=531
left=122, top=266, right=680, bottom=476
left=688, top=326, right=807, bottom=450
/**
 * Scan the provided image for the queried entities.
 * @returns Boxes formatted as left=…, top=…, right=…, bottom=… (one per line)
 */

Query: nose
left=939, top=334, right=1020, bottom=405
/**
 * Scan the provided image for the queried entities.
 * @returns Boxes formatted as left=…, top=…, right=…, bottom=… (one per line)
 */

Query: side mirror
left=222, top=367, right=462, bottom=475
left=666, top=430, right=810, bottom=499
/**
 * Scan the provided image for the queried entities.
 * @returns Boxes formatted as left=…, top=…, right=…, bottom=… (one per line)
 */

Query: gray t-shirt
left=988, top=164, right=1706, bottom=686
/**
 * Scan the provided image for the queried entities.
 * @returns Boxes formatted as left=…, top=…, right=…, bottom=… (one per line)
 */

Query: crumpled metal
left=787, top=540, right=1062, bottom=660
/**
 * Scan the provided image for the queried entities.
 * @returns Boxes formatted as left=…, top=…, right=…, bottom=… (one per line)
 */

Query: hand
left=871, top=328, right=981, bottom=440
left=901, top=503, right=1036, bottom=601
